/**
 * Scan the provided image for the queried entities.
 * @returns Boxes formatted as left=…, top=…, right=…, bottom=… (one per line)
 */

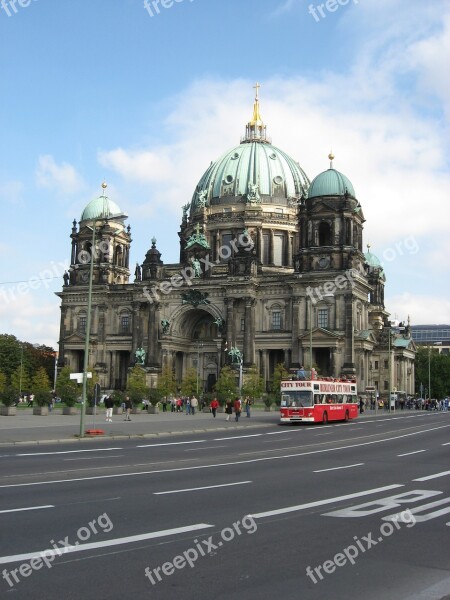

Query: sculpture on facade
left=134, top=263, right=142, bottom=281
left=135, top=347, right=146, bottom=365
left=191, top=257, right=201, bottom=278
left=161, top=319, right=170, bottom=334
left=228, top=346, right=242, bottom=364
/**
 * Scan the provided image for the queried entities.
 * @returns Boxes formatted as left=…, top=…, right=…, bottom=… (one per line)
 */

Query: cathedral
left=56, top=87, right=416, bottom=400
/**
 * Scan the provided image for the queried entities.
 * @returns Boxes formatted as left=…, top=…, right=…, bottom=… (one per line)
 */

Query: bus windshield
left=280, top=391, right=313, bottom=408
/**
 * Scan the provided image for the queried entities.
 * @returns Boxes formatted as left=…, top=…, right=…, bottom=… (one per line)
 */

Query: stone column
left=147, top=303, right=160, bottom=367
left=225, top=297, right=235, bottom=352
left=287, top=234, right=293, bottom=267
left=291, top=296, right=301, bottom=368
left=341, top=294, right=356, bottom=376
left=257, top=227, right=263, bottom=264
left=243, top=297, right=255, bottom=366
left=269, top=229, right=275, bottom=265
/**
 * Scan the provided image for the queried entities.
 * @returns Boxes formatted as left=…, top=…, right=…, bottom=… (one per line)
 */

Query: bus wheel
left=322, top=412, right=328, bottom=424
left=344, top=410, right=349, bottom=422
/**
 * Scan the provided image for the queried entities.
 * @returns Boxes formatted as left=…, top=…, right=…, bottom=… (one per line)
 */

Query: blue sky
left=0, top=0, right=449, bottom=347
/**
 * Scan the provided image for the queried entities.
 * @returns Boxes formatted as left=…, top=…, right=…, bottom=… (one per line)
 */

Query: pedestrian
left=359, top=397, right=364, bottom=414
left=104, top=395, right=114, bottom=422
left=124, top=396, right=132, bottom=421
left=162, top=397, right=167, bottom=412
left=185, top=397, right=191, bottom=415
left=234, top=397, right=242, bottom=422
left=244, top=396, right=252, bottom=418
left=27, top=393, right=34, bottom=407
left=210, top=397, right=219, bottom=418
left=225, top=399, right=233, bottom=421
left=176, top=397, right=182, bottom=412
left=190, top=395, right=198, bottom=415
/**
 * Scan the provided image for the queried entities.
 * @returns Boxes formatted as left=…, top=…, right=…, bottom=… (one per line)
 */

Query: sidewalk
left=0, top=408, right=276, bottom=446
left=0, top=407, right=428, bottom=446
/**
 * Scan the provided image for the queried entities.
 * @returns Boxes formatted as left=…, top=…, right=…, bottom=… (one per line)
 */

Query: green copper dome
left=308, top=168, right=355, bottom=199
left=191, top=141, right=310, bottom=213
left=81, top=191, right=123, bottom=222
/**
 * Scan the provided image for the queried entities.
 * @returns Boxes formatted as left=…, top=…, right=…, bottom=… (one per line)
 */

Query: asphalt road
left=0, top=411, right=449, bottom=600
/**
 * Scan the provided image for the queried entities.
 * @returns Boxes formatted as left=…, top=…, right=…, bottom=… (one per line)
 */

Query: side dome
left=80, top=184, right=124, bottom=222
left=190, top=142, right=310, bottom=214
left=308, top=168, right=355, bottom=199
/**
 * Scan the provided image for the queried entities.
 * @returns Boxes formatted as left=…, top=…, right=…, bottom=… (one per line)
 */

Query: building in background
left=56, top=89, right=416, bottom=399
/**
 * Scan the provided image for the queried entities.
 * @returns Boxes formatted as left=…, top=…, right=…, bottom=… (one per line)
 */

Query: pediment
left=299, top=327, right=342, bottom=341
left=309, top=200, right=340, bottom=215
left=64, top=332, right=85, bottom=344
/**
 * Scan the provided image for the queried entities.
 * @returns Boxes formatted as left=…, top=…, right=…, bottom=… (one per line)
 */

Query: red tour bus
left=280, top=373, right=358, bottom=424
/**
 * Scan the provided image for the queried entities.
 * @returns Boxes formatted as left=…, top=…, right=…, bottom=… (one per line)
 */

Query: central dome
left=191, top=142, right=310, bottom=213
left=190, top=89, right=309, bottom=215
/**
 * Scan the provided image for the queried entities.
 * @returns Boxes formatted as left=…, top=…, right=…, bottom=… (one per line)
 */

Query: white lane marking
left=251, top=484, right=404, bottom=519
left=314, top=463, right=364, bottom=473
left=137, top=440, right=206, bottom=448
left=0, top=523, right=213, bottom=566
left=266, top=431, right=296, bottom=435
left=0, top=505, right=54, bottom=514
left=413, top=470, right=450, bottom=482
left=2, top=424, right=448, bottom=489
left=184, top=446, right=226, bottom=452
left=16, top=448, right=122, bottom=457
left=213, top=434, right=263, bottom=441
left=442, top=442, right=450, bottom=446
left=154, top=481, right=252, bottom=495
left=397, top=450, right=427, bottom=457
left=63, top=455, right=124, bottom=461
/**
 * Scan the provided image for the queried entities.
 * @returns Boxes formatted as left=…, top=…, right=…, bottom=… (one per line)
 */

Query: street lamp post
left=19, top=343, right=24, bottom=398
left=196, top=341, right=203, bottom=396
left=428, top=341, right=442, bottom=401
left=79, top=223, right=97, bottom=438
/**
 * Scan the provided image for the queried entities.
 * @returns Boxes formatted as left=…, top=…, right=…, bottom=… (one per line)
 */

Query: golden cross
left=253, top=81, right=261, bottom=100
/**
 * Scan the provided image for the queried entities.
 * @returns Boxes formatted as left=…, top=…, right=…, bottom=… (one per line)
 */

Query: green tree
left=0, top=371, right=6, bottom=394
left=214, top=365, right=237, bottom=404
left=269, top=363, right=289, bottom=406
left=55, top=367, right=79, bottom=407
left=157, top=364, right=177, bottom=398
left=126, top=366, right=148, bottom=406
left=0, top=335, right=56, bottom=386
left=242, top=365, right=265, bottom=401
left=180, top=367, right=199, bottom=398
left=10, top=365, right=31, bottom=396
left=414, top=347, right=450, bottom=398
left=31, top=367, right=51, bottom=407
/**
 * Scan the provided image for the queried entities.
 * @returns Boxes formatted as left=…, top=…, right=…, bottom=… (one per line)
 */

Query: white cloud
left=97, top=148, right=173, bottom=183
left=36, top=155, right=85, bottom=194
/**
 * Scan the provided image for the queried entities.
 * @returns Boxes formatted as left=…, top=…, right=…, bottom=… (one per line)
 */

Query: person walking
left=234, top=397, right=242, bottom=422
left=185, top=397, right=191, bottom=415
left=210, top=397, right=219, bottom=418
left=244, top=396, right=251, bottom=418
left=225, top=399, right=233, bottom=421
left=190, top=395, right=198, bottom=415
left=124, top=396, right=132, bottom=421
left=104, top=395, right=114, bottom=422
